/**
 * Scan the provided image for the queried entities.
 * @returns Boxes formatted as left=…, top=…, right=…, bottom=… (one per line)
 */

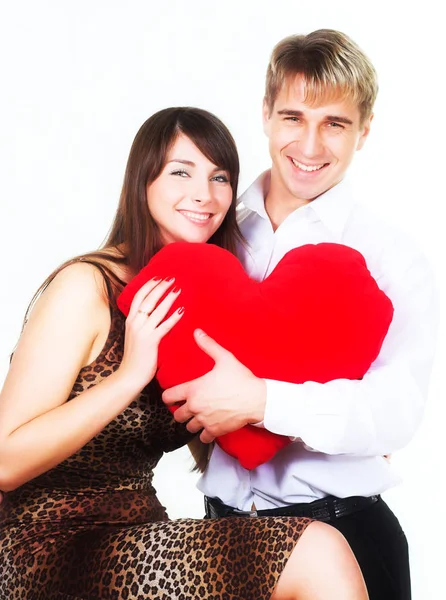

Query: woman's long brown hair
left=20, top=107, right=244, bottom=472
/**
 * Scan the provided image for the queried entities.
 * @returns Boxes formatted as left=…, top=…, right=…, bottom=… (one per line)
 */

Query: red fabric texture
left=117, top=242, right=393, bottom=470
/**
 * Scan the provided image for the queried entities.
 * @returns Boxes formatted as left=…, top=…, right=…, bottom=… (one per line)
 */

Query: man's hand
left=162, top=329, right=267, bottom=443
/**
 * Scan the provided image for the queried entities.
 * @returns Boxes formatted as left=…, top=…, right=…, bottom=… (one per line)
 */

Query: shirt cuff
left=263, top=378, right=362, bottom=454
left=264, top=379, right=307, bottom=439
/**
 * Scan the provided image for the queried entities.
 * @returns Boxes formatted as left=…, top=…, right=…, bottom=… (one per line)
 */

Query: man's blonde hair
left=265, top=29, right=378, bottom=123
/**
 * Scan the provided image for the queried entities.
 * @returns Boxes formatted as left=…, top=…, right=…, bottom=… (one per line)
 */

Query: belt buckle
left=334, top=500, right=344, bottom=519
left=232, top=508, right=258, bottom=517
left=310, top=498, right=337, bottom=522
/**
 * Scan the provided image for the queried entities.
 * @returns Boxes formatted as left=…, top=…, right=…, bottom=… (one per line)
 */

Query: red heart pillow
left=117, top=242, right=393, bottom=470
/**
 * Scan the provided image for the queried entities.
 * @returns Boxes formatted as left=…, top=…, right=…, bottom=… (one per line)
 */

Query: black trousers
left=328, top=497, right=411, bottom=600
left=206, top=496, right=410, bottom=600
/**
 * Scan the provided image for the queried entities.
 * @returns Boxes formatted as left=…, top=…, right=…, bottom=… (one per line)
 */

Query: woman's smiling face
left=146, top=134, right=233, bottom=245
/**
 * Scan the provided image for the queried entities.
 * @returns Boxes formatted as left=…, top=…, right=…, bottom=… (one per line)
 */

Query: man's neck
left=264, top=182, right=311, bottom=231
left=263, top=173, right=344, bottom=231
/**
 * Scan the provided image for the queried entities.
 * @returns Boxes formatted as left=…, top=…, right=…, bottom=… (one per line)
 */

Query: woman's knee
left=272, top=521, right=368, bottom=600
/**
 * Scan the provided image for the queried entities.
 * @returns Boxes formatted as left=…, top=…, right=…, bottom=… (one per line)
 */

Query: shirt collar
left=238, top=170, right=271, bottom=220
left=238, top=169, right=355, bottom=239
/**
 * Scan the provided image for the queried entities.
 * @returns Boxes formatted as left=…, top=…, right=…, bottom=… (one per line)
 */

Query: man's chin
left=286, top=185, right=328, bottom=203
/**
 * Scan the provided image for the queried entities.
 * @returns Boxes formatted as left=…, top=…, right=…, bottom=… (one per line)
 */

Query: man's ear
left=357, top=113, right=373, bottom=151
left=262, top=99, right=271, bottom=137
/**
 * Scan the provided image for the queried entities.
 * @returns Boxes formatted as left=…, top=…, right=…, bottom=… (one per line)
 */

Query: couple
left=0, top=29, right=436, bottom=600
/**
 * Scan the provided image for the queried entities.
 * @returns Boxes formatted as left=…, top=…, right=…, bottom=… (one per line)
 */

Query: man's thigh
left=331, top=498, right=411, bottom=600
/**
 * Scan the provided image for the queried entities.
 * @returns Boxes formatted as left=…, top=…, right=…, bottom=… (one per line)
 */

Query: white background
left=1, top=1, right=444, bottom=598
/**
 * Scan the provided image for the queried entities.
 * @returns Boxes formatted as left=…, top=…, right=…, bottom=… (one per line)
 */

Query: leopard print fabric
left=0, top=283, right=311, bottom=599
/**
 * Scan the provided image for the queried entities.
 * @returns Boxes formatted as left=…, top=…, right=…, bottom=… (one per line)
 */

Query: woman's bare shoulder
left=44, top=261, right=111, bottom=309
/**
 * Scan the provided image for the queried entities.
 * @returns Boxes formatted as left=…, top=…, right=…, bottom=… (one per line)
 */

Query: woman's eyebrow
left=167, top=159, right=195, bottom=166
left=167, top=159, right=225, bottom=173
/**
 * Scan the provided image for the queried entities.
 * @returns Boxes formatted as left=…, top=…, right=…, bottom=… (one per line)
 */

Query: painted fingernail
left=152, top=276, right=162, bottom=282
left=165, top=277, right=175, bottom=282
left=177, top=306, right=185, bottom=315
left=172, top=286, right=181, bottom=293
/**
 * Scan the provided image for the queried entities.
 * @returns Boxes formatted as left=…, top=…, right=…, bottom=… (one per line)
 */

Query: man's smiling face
left=263, top=74, right=372, bottom=207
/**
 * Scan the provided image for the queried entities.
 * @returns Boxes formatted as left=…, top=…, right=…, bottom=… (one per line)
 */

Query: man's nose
left=298, top=126, right=324, bottom=158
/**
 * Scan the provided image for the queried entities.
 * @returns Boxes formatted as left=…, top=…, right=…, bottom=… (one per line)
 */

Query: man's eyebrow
left=325, top=115, right=354, bottom=125
left=276, top=109, right=354, bottom=125
left=277, top=109, right=304, bottom=117
left=167, top=159, right=225, bottom=172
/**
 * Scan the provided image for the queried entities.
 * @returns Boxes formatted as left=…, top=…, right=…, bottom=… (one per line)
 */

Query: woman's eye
left=212, top=174, right=229, bottom=183
left=170, top=169, right=189, bottom=177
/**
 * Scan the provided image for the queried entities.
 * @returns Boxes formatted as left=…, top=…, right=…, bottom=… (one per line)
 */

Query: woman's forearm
left=0, top=369, right=143, bottom=491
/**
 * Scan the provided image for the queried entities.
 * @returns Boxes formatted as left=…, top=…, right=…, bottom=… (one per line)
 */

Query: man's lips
left=289, top=157, right=329, bottom=173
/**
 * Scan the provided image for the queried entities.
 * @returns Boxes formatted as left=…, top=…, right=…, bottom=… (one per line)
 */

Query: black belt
left=204, top=494, right=380, bottom=522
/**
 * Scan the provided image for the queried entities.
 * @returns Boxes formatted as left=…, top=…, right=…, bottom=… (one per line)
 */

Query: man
left=163, top=29, right=438, bottom=600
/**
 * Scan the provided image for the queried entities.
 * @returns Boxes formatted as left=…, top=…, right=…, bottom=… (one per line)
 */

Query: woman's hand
left=119, top=277, right=184, bottom=391
left=0, top=268, right=184, bottom=492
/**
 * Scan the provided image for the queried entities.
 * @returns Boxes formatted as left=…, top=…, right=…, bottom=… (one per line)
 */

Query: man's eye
left=327, top=122, right=344, bottom=129
left=285, top=117, right=299, bottom=122
left=170, top=169, right=189, bottom=177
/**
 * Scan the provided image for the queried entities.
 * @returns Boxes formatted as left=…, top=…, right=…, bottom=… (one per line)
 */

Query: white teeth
left=291, top=158, right=325, bottom=172
left=180, top=211, right=212, bottom=221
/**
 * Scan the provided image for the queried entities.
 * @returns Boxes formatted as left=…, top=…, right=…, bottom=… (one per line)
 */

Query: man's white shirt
left=198, top=171, right=438, bottom=510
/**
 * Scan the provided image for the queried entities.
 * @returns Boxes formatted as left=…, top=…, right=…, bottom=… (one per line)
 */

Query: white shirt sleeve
left=263, top=250, right=439, bottom=457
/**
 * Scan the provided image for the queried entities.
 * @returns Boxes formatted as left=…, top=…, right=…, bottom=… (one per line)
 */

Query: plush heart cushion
left=117, top=242, right=393, bottom=470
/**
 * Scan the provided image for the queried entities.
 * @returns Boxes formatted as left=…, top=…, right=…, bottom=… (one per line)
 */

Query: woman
left=0, top=107, right=368, bottom=599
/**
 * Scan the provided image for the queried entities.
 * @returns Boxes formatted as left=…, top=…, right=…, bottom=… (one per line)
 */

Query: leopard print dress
left=0, top=287, right=311, bottom=599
